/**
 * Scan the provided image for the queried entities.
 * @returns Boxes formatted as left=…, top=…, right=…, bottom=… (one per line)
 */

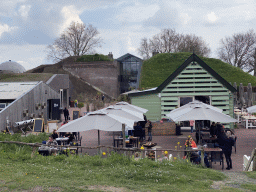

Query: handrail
left=244, top=148, right=256, bottom=171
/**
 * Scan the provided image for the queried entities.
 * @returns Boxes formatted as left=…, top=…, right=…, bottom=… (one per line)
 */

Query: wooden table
left=56, top=137, right=69, bottom=145
left=201, top=136, right=217, bottom=144
left=113, top=137, right=139, bottom=148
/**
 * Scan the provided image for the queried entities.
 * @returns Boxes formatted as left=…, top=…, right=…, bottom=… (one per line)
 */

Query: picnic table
left=241, top=115, right=256, bottom=129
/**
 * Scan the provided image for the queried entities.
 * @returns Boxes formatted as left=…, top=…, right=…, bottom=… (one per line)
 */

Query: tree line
left=46, top=22, right=256, bottom=76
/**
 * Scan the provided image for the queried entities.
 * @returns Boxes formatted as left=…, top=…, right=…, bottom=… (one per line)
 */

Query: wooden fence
left=0, top=140, right=205, bottom=166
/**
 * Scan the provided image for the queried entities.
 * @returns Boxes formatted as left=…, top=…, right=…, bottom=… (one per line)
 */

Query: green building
left=127, top=53, right=236, bottom=128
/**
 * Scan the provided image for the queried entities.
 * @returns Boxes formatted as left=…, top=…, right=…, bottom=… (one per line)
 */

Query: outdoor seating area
left=38, top=132, right=82, bottom=156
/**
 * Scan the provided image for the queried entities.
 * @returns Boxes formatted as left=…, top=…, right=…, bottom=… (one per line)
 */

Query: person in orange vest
left=185, top=136, right=197, bottom=148
left=189, top=120, right=195, bottom=134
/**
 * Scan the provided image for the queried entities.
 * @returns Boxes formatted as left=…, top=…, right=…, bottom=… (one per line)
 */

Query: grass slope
left=0, top=73, right=54, bottom=83
left=140, top=52, right=256, bottom=89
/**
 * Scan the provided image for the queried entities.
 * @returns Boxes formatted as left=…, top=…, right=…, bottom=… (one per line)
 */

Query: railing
left=244, top=148, right=256, bottom=171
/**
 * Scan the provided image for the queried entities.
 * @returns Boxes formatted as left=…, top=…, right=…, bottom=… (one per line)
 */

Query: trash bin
left=176, top=125, right=181, bottom=135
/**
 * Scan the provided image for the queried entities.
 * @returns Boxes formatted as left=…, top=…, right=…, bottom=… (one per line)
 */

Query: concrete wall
left=63, top=61, right=120, bottom=98
left=0, top=81, right=59, bottom=131
left=46, top=74, right=69, bottom=108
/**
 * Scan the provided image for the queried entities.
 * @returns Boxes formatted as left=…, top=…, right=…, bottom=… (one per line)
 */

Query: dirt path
left=211, top=171, right=256, bottom=190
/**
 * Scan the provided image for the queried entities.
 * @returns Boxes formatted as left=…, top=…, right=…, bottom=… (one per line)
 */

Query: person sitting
left=64, top=132, right=74, bottom=144
left=46, top=136, right=58, bottom=146
left=45, top=136, right=58, bottom=155
left=185, top=136, right=197, bottom=148
left=184, top=136, right=210, bottom=167
left=51, top=129, right=58, bottom=140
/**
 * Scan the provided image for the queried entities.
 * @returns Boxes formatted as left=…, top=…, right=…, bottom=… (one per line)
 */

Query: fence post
left=253, top=150, right=256, bottom=171
left=122, top=124, right=125, bottom=149
left=201, top=149, right=205, bottom=166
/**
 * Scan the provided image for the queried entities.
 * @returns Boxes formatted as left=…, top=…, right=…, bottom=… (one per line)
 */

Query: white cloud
left=18, top=4, right=31, bottom=19
left=180, top=13, right=191, bottom=25
left=117, top=3, right=160, bottom=22
left=59, top=5, right=83, bottom=34
left=0, top=24, right=18, bottom=37
left=207, top=12, right=217, bottom=23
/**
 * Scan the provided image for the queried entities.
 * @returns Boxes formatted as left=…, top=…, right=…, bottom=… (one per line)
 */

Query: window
left=180, top=97, right=193, bottom=107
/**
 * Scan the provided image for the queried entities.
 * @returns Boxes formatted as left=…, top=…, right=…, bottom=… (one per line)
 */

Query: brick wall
left=145, top=122, right=176, bottom=136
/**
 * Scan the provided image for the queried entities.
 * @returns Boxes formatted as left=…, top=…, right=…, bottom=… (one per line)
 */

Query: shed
left=127, top=53, right=237, bottom=128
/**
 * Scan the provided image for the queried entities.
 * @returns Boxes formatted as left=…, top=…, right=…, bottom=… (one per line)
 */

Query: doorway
left=195, top=96, right=210, bottom=104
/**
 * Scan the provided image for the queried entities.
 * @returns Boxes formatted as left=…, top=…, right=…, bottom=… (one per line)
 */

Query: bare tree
left=47, top=22, right=103, bottom=62
left=138, top=38, right=151, bottom=60
left=218, top=29, right=256, bottom=70
left=138, top=28, right=211, bottom=58
left=178, top=34, right=211, bottom=57
left=151, top=29, right=181, bottom=53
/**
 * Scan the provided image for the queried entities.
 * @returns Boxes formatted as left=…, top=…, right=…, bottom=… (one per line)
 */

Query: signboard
left=33, top=118, right=44, bottom=132
left=73, top=111, right=80, bottom=120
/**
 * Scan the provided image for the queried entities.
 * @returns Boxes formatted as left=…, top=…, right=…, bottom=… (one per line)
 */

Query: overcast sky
left=0, top=0, right=255, bottom=70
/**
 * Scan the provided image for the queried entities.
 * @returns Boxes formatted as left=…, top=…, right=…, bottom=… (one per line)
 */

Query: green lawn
left=76, top=54, right=112, bottom=62
left=140, top=52, right=256, bottom=89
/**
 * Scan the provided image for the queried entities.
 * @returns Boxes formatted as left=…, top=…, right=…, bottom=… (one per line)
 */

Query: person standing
left=189, top=120, right=195, bottom=134
left=147, top=121, right=152, bottom=141
left=102, top=94, right=105, bottom=102
left=222, top=131, right=235, bottom=170
left=210, top=122, right=216, bottom=137
left=74, top=99, right=78, bottom=108
left=63, top=107, right=69, bottom=121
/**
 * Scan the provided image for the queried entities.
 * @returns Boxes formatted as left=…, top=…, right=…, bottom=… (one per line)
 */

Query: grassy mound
left=140, top=52, right=256, bottom=89
left=76, top=54, right=112, bottom=62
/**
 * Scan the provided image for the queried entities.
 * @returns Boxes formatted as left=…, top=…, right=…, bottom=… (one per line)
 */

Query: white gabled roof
left=122, top=87, right=157, bottom=95
left=0, top=82, right=39, bottom=100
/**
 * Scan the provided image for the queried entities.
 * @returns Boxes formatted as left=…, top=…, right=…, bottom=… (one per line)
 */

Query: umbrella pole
left=98, top=130, right=100, bottom=146
left=98, top=130, right=101, bottom=155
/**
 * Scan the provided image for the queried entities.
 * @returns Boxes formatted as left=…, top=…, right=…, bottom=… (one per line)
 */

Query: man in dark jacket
left=210, top=122, right=216, bottom=137
left=222, top=131, right=235, bottom=170
left=63, top=107, right=69, bottom=121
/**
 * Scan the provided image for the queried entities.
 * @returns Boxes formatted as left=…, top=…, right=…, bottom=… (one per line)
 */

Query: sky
left=0, top=0, right=256, bottom=70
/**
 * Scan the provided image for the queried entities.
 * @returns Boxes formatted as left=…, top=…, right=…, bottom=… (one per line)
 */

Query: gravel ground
left=211, top=171, right=256, bottom=190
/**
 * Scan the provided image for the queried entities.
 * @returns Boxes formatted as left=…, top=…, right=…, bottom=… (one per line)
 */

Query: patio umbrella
left=57, top=111, right=136, bottom=145
left=247, top=105, right=256, bottom=114
left=99, top=106, right=145, bottom=121
left=114, top=101, right=148, bottom=113
left=166, top=105, right=237, bottom=144
left=169, top=100, right=222, bottom=115
left=167, top=106, right=237, bottom=122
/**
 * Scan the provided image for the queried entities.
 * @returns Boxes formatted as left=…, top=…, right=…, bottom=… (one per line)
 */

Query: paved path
left=77, top=127, right=256, bottom=172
